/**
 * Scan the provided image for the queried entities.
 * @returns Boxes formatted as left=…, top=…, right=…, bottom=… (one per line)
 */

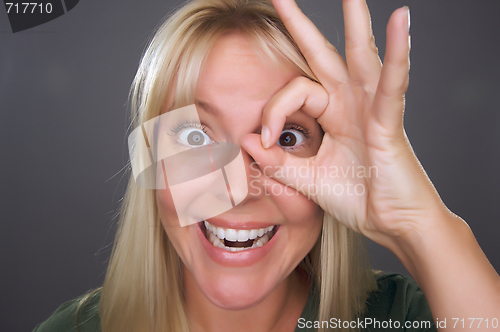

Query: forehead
left=196, top=32, right=298, bottom=105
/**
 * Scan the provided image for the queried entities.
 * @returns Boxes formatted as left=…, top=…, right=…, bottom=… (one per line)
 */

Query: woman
left=33, top=0, right=500, bottom=331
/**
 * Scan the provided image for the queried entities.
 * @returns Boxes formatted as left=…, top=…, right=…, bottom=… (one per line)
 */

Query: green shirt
left=296, top=273, right=437, bottom=331
left=33, top=273, right=436, bottom=332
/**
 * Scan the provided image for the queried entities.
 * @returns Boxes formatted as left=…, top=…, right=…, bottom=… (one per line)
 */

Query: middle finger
left=272, top=0, right=349, bottom=92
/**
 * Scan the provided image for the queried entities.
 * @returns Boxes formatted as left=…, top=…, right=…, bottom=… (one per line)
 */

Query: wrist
left=387, top=207, right=470, bottom=283
left=390, top=209, right=500, bottom=322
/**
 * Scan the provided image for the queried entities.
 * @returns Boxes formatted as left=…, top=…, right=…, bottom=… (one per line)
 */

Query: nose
left=208, top=108, right=270, bottom=204
left=236, top=140, right=274, bottom=204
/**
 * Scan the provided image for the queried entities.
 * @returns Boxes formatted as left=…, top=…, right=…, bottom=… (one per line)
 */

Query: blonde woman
left=33, top=0, right=500, bottom=331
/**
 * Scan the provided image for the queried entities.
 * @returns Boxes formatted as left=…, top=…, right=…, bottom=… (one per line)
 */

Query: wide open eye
left=178, top=128, right=213, bottom=147
left=276, top=130, right=304, bottom=149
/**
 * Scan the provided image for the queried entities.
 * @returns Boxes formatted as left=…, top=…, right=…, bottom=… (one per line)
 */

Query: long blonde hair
left=97, top=0, right=377, bottom=331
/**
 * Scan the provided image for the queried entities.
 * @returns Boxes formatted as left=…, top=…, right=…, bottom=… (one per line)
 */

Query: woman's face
left=157, top=32, right=324, bottom=310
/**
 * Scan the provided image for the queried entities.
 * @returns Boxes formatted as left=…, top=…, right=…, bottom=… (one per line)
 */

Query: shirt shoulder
left=32, top=290, right=101, bottom=332
left=364, top=272, right=437, bottom=331
left=296, top=273, right=437, bottom=331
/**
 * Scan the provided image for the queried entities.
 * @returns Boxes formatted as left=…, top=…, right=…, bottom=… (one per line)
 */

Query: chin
left=197, top=271, right=276, bottom=310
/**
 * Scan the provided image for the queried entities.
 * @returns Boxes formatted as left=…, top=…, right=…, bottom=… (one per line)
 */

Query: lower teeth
left=206, top=228, right=271, bottom=252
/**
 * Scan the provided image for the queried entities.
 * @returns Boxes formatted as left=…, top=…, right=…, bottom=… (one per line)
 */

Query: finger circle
left=261, top=76, right=329, bottom=149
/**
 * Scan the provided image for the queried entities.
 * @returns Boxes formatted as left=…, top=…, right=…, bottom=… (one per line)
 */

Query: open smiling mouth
left=201, top=220, right=278, bottom=252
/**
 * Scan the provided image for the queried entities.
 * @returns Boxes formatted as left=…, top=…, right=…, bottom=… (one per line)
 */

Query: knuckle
left=324, top=40, right=338, bottom=53
left=346, top=35, right=379, bottom=56
left=369, top=35, right=379, bottom=54
left=291, top=76, right=311, bottom=89
left=380, top=78, right=409, bottom=98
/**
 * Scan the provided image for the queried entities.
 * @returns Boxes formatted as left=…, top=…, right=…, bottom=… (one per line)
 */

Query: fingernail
left=403, top=6, right=410, bottom=33
left=261, top=125, right=271, bottom=149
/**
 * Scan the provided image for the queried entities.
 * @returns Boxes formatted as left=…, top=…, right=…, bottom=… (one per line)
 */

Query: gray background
left=1, top=1, right=499, bottom=331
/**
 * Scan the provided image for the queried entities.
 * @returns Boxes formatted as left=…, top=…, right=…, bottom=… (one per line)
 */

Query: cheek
left=156, top=189, right=193, bottom=264
left=270, top=182, right=324, bottom=250
left=273, top=184, right=323, bottom=225
left=156, top=187, right=180, bottom=228
left=271, top=184, right=323, bottom=275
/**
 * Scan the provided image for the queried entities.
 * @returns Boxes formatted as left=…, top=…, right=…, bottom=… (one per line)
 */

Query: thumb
left=240, top=133, right=318, bottom=200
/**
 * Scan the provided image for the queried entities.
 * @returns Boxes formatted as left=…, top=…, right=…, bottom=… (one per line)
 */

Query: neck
left=183, top=265, right=310, bottom=332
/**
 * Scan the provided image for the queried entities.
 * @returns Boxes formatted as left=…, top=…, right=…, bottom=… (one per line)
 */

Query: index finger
left=271, top=0, right=349, bottom=92
left=261, top=76, right=329, bottom=149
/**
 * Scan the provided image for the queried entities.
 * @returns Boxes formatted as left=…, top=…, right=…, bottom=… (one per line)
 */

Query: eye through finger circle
left=276, top=129, right=305, bottom=151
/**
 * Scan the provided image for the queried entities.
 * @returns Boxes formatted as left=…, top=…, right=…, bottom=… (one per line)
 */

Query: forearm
left=394, top=211, right=500, bottom=330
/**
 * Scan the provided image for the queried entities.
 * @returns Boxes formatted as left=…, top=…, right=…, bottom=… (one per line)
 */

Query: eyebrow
left=195, top=100, right=222, bottom=119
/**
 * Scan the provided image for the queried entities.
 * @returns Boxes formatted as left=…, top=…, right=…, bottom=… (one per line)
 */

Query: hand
left=242, top=0, right=449, bottom=252
left=244, top=1, right=500, bottom=322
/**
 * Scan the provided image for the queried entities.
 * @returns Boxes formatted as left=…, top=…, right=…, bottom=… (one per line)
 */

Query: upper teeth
left=204, top=220, right=274, bottom=242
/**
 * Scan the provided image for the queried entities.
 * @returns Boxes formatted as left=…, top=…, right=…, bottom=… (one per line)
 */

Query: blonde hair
left=97, top=0, right=377, bottom=331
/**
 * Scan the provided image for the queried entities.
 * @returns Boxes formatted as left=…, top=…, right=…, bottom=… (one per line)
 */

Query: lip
left=197, top=221, right=280, bottom=267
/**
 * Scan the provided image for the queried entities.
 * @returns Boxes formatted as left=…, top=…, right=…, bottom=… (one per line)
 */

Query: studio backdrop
left=1, top=1, right=499, bottom=331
